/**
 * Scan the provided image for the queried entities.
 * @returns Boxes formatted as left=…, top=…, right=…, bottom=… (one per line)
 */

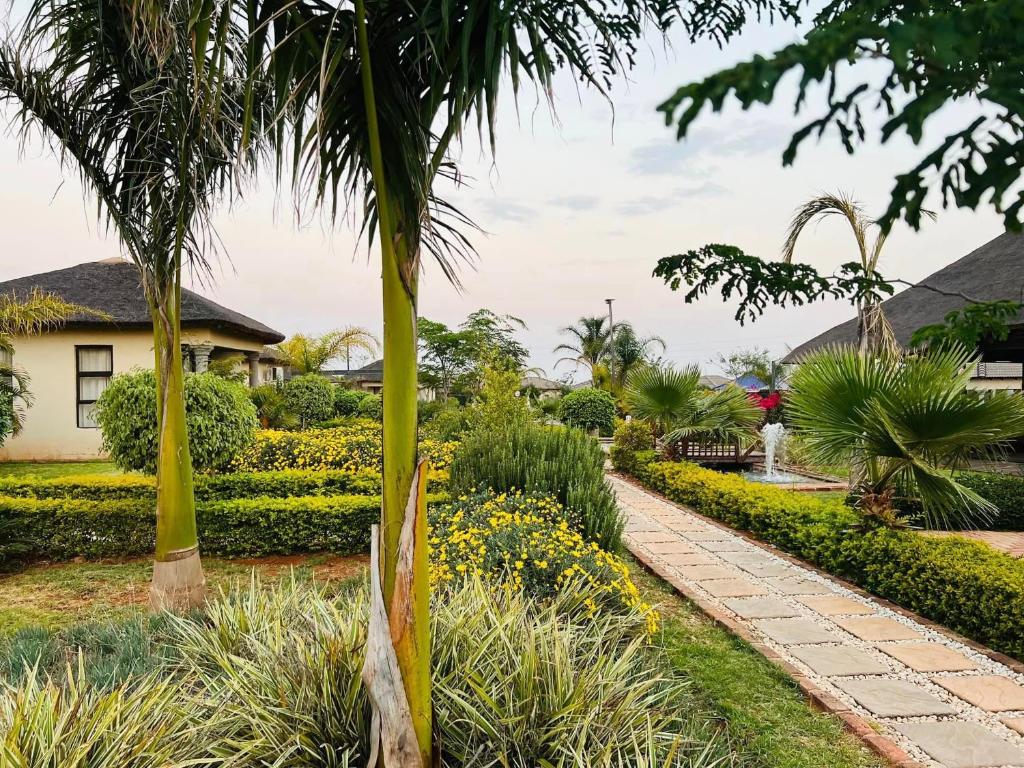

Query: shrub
left=420, top=402, right=470, bottom=441
left=334, top=387, right=368, bottom=417
left=430, top=491, right=657, bottom=632
left=636, top=460, right=1024, bottom=660
left=95, top=370, right=257, bottom=474
left=283, top=373, right=335, bottom=427
left=558, top=387, right=615, bottom=434
left=450, top=423, right=623, bottom=550
left=465, top=366, right=531, bottom=433
left=609, top=419, right=654, bottom=473
left=249, top=383, right=298, bottom=430
left=357, top=393, right=382, bottom=420
left=957, top=471, right=1024, bottom=530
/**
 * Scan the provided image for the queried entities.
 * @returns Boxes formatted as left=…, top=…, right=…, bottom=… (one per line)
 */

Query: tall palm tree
left=276, top=327, right=380, bottom=374
left=788, top=345, right=1024, bottom=529
left=782, top=192, right=932, bottom=356
left=554, top=316, right=612, bottom=384
left=245, top=2, right=669, bottom=761
left=0, top=289, right=100, bottom=441
left=624, top=365, right=761, bottom=446
left=1, top=0, right=260, bottom=610
left=610, top=322, right=665, bottom=390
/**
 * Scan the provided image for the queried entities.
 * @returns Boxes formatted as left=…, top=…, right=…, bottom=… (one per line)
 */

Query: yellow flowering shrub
left=429, top=490, right=658, bottom=633
left=231, top=421, right=457, bottom=480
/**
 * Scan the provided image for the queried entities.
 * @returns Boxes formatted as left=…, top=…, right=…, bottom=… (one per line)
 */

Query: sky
left=0, top=5, right=1004, bottom=380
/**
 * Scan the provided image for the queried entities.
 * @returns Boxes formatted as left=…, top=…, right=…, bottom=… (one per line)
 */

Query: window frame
left=75, top=344, right=113, bottom=429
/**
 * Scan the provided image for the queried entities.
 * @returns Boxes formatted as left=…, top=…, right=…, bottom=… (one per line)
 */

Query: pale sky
left=0, top=5, right=1004, bottom=379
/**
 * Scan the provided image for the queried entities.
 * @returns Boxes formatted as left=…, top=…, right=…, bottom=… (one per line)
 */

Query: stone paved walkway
left=611, top=474, right=1024, bottom=768
left=924, top=531, right=1024, bottom=560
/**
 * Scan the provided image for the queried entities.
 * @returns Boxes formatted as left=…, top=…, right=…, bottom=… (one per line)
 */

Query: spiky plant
left=787, top=344, right=1024, bottom=529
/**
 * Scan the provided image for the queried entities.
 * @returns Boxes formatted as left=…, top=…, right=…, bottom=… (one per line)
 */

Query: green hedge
left=635, top=461, right=1024, bottom=660
left=0, top=492, right=447, bottom=563
left=957, top=471, right=1024, bottom=530
left=0, top=469, right=384, bottom=502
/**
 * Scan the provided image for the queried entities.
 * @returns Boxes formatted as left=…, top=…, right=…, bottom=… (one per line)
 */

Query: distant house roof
left=699, top=374, right=731, bottom=390
left=521, top=375, right=562, bottom=391
left=328, top=359, right=384, bottom=382
left=733, top=373, right=769, bottom=391
left=0, top=259, right=285, bottom=344
left=974, top=362, right=1023, bottom=379
left=784, top=231, right=1024, bottom=363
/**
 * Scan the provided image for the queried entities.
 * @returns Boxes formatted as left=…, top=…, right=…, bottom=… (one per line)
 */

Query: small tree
left=334, top=387, right=369, bottom=417
left=283, top=374, right=335, bottom=427
left=559, top=388, right=616, bottom=435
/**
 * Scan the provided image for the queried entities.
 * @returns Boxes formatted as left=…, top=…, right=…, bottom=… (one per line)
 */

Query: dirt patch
left=229, top=553, right=369, bottom=581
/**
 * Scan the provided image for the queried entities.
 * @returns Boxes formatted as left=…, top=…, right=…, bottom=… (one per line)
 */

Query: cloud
left=617, top=195, right=679, bottom=217
left=478, top=198, right=537, bottom=223
left=548, top=195, right=601, bottom=211
left=674, top=181, right=729, bottom=198
left=629, top=123, right=795, bottom=175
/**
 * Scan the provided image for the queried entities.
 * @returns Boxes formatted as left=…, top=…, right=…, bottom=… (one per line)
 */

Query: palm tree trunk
left=150, top=264, right=205, bottom=611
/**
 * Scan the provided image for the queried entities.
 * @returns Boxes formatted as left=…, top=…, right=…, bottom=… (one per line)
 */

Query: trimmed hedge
left=0, top=469, right=383, bottom=502
left=0, top=492, right=447, bottom=563
left=634, top=461, right=1024, bottom=660
left=957, top=471, right=1024, bottom=530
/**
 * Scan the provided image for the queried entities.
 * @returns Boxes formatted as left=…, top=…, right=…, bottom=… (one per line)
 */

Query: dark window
left=76, top=345, right=113, bottom=428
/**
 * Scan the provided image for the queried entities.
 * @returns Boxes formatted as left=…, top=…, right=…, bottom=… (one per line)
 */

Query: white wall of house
left=0, top=326, right=267, bottom=462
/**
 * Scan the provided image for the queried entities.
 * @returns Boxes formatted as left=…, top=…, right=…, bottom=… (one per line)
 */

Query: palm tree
left=554, top=316, right=612, bottom=384
left=0, top=289, right=99, bottom=441
left=624, top=365, right=761, bottom=446
left=276, top=327, right=380, bottom=374
left=782, top=192, right=932, bottom=356
left=610, top=322, right=665, bottom=390
left=245, top=2, right=667, bottom=761
left=1, top=0, right=259, bottom=610
left=787, top=345, right=1024, bottom=529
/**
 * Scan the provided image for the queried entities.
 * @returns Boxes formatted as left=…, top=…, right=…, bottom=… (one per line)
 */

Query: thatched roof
left=783, top=231, right=1024, bottom=362
left=0, top=259, right=284, bottom=344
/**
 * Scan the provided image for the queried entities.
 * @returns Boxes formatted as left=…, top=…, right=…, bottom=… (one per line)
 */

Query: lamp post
left=605, top=298, right=615, bottom=385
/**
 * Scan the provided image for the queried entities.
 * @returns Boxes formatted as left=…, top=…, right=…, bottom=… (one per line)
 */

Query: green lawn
left=631, top=560, right=884, bottom=768
left=0, top=460, right=122, bottom=478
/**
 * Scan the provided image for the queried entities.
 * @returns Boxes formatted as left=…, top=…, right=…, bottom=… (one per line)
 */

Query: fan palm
left=1, top=0, right=262, bottom=609
left=276, top=327, right=379, bottom=374
left=624, top=365, right=761, bottom=446
left=782, top=192, right=932, bottom=356
left=554, top=316, right=613, bottom=384
left=787, top=345, right=1024, bottom=529
left=242, top=1, right=672, bottom=760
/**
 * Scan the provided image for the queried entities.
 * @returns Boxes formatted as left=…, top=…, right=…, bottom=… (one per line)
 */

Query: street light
left=605, top=298, right=615, bottom=385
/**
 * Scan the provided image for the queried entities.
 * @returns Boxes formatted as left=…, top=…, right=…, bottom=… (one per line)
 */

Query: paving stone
left=754, top=618, right=843, bottom=645
left=833, top=616, right=924, bottom=641
left=627, top=530, right=677, bottom=543
left=647, top=540, right=698, bottom=555
left=682, top=530, right=734, bottom=542
left=1002, top=718, right=1024, bottom=737
left=894, top=721, right=1024, bottom=768
left=934, top=675, right=1024, bottom=712
left=797, top=595, right=875, bottom=616
left=676, top=565, right=741, bottom=581
left=789, top=645, right=890, bottom=677
left=833, top=678, right=955, bottom=717
left=717, top=551, right=772, bottom=566
left=695, top=538, right=749, bottom=552
left=700, top=578, right=769, bottom=597
left=736, top=561, right=797, bottom=578
left=662, top=552, right=718, bottom=567
left=720, top=597, right=800, bottom=619
left=878, top=642, right=978, bottom=672
left=765, top=577, right=834, bottom=595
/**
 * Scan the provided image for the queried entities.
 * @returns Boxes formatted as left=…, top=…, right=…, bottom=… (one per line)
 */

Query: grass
left=630, top=559, right=885, bottom=768
left=0, top=460, right=121, bottom=478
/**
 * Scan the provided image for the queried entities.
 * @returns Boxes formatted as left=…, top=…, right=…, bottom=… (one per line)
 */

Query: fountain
left=761, top=422, right=786, bottom=479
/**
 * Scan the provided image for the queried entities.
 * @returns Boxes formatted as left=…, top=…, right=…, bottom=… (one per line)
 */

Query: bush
left=558, top=387, right=615, bottom=435
left=450, top=423, right=623, bottom=551
left=283, top=374, right=335, bottom=427
left=957, top=471, right=1024, bottom=530
left=465, top=366, right=532, bottom=433
left=430, top=490, right=657, bottom=632
left=334, top=387, right=368, bottom=417
left=609, top=419, right=654, bottom=473
left=357, top=393, right=382, bottom=420
left=0, top=491, right=448, bottom=564
left=249, top=383, right=298, bottom=430
left=636, top=460, right=1024, bottom=660
left=95, top=370, right=257, bottom=474
left=419, top=402, right=471, bottom=441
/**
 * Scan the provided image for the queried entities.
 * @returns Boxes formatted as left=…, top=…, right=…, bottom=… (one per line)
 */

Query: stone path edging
left=612, top=473, right=1024, bottom=768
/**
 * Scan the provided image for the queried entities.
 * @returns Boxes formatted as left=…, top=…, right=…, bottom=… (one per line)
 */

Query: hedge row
left=1, top=492, right=447, bottom=563
left=634, top=461, right=1024, bottom=661
left=957, top=471, right=1024, bottom=531
left=0, top=469, right=383, bottom=502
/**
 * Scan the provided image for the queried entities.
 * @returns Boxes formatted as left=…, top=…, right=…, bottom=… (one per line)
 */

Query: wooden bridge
left=673, top=439, right=763, bottom=466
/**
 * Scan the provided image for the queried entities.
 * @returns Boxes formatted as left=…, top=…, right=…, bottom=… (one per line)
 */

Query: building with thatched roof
left=783, top=231, right=1024, bottom=389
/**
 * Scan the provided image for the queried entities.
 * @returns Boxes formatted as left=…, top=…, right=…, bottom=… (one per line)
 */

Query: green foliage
left=356, top=393, right=382, bottom=420
left=465, top=366, right=531, bottom=434
left=956, top=472, right=1024, bottom=531
left=659, top=1, right=1024, bottom=233
left=910, top=300, right=1024, bottom=351
left=249, top=383, right=298, bottom=430
left=334, top=387, right=369, bottom=417
left=609, top=419, right=654, bottom=474
left=788, top=345, right=1024, bottom=528
left=275, top=328, right=379, bottom=374
left=283, top=373, right=335, bottom=427
left=207, top=354, right=248, bottom=384
left=636, top=461, right=1024, bottom=660
left=450, top=424, right=622, bottom=551
left=558, top=388, right=615, bottom=435
left=554, top=316, right=611, bottom=384
left=95, top=370, right=257, bottom=474
left=419, top=401, right=470, bottom=441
